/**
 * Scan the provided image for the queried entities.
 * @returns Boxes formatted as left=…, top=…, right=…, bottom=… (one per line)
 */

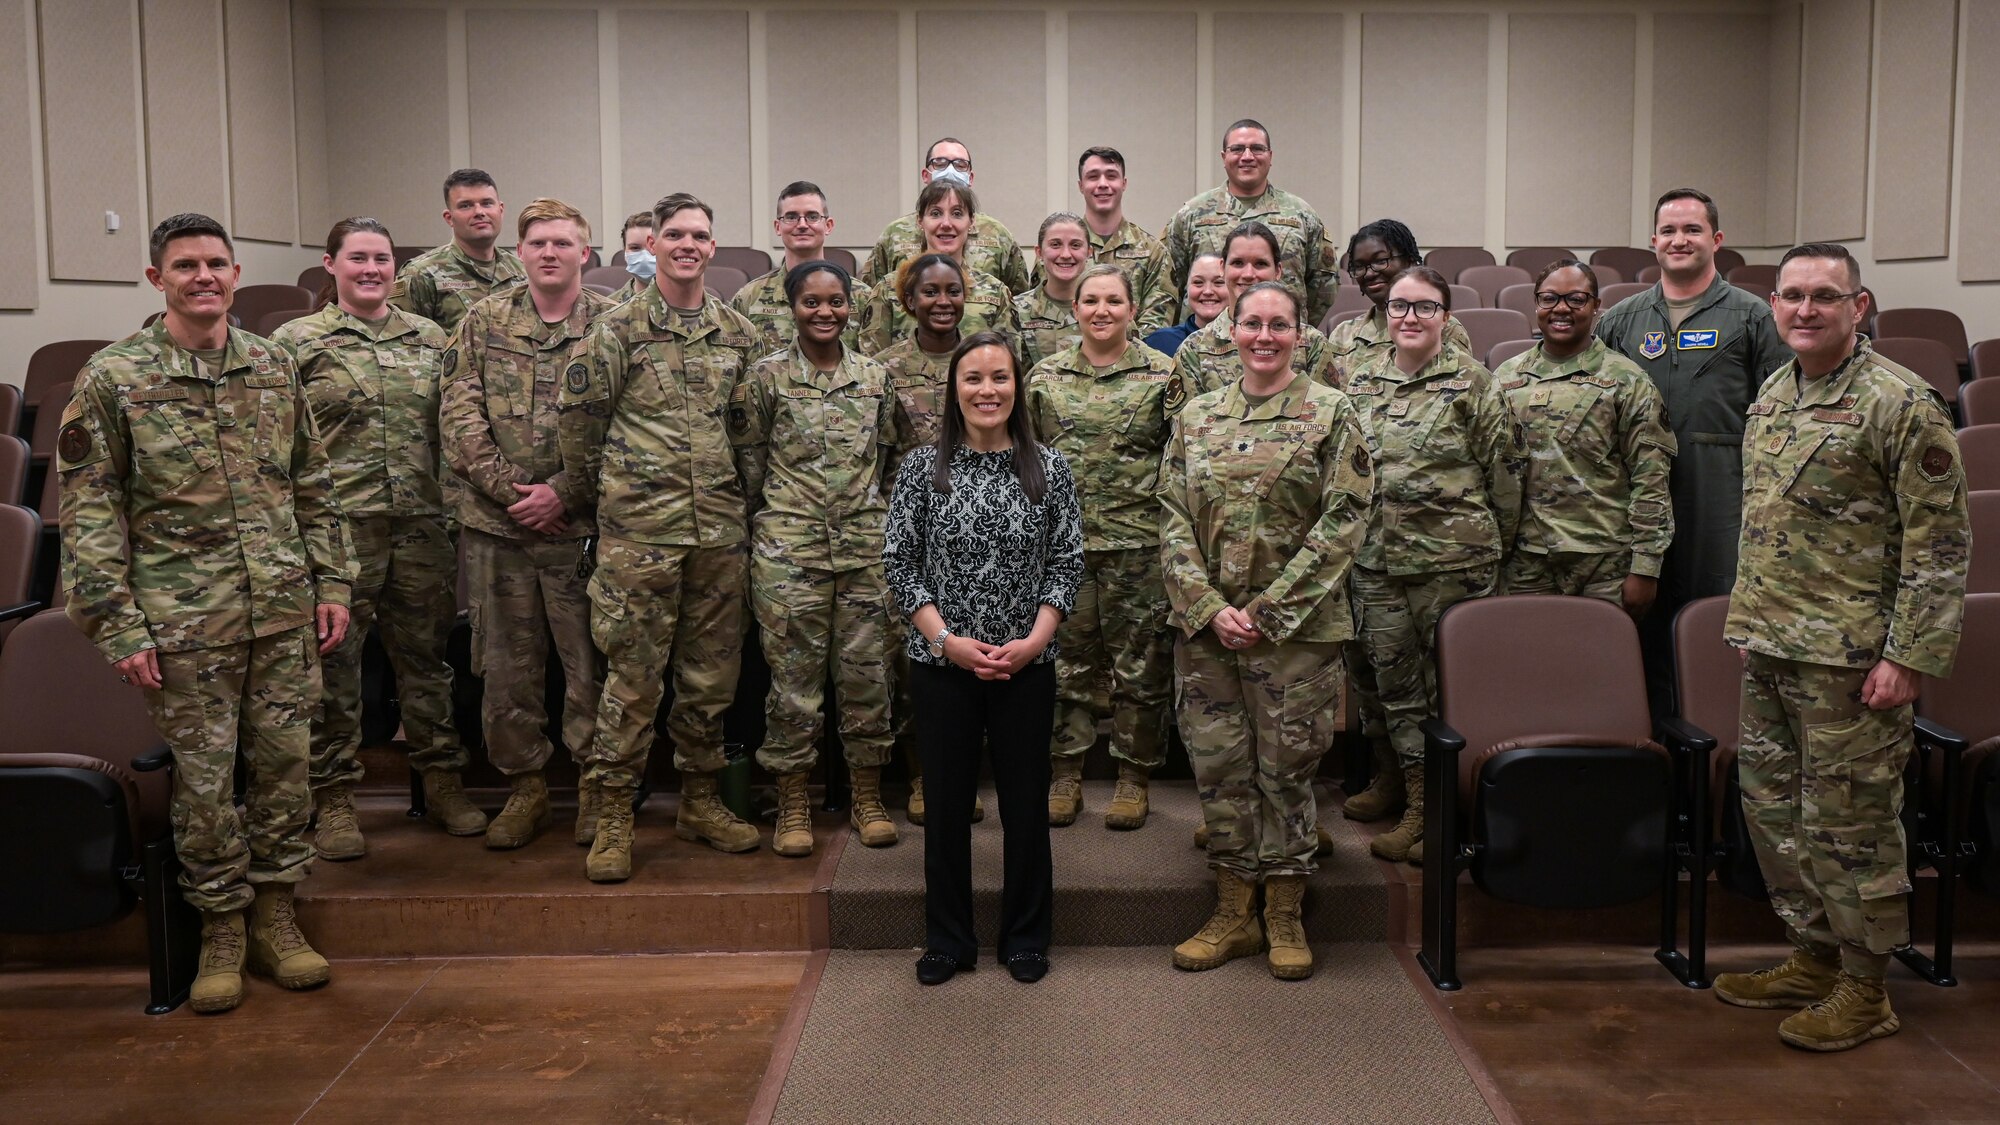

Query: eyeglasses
left=925, top=157, right=972, bottom=172
left=1386, top=298, right=1443, bottom=320
left=1346, top=255, right=1404, bottom=278
left=1223, top=144, right=1271, bottom=158
left=777, top=212, right=827, bottom=226
left=1534, top=290, right=1595, bottom=310
left=1772, top=289, right=1862, bottom=308
left=1236, top=319, right=1297, bottom=336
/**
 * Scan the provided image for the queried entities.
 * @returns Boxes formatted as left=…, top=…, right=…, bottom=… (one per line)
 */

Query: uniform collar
left=324, top=303, right=422, bottom=343
left=506, top=284, right=598, bottom=346
left=1520, top=337, right=1607, bottom=380
left=1024, top=285, right=1073, bottom=320
left=1777, top=336, right=1870, bottom=409
left=1372, top=345, right=1465, bottom=388
left=1645, top=271, right=1734, bottom=319
left=1060, top=340, right=1151, bottom=378
left=1086, top=219, right=1139, bottom=253
left=788, top=343, right=863, bottom=393
left=148, top=321, right=269, bottom=383
left=1219, top=186, right=1277, bottom=212
left=447, top=241, right=515, bottom=282
left=640, top=283, right=722, bottom=340
left=1220, top=372, right=1311, bottom=420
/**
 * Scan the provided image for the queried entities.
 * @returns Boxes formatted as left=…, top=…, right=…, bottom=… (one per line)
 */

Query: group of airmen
left=53, top=116, right=1969, bottom=1051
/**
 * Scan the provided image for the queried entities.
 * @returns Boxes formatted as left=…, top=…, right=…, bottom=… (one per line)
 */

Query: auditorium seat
left=705, top=265, right=750, bottom=300
left=1485, top=339, right=1537, bottom=371
left=1448, top=284, right=1480, bottom=312
left=28, top=380, right=70, bottom=467
left=1963, top=377, right=2000, bottom=428
left=1456, top=265, right=1531, bottom=309
left=583, top=283, right=616, bottom=298
left=231, top=285, right=315, bottom=330
left=0, top=504, right=39, bottom=652
left=0, top=383, right=20, bottom=440
left=1970, top=339, right=2000, bottom=382
left=1327, top=284, right=1372, bottom=320
left=1417, top=595, right=1709, bottom=989
left=296, top=265, right=330, bottom=295
left=1637, top=265, right=1661, bottom=284
left=22, top=340, right=106, bottom=419
left=0, top=437, right=28, bottom=508
left=1713, top=247, right=1746, bottom=276
left=583, top=265, right=636, bottom=291
left=1424, top=247, right=1495, bottom=284
left=713, top=247, right=774, bottom=278
left=1956, top=425, right=2000, bottom=491
left=1876, top=308, right=1971, bottom=372
left=393, top=245, right=428, bottom=268
left=823, top=247, right=859, bottom=274
left=1919, top=593, right=2000, bottom=900
left=1504, top=247, right=1573, bottom=276
left=253, top=309, right=312, bottom=338
left=1495, top=282, right=1538, bottom=323
left=1724, top=264, right=1779, bottom=296
left=1970, top=492, right=2000, bottom=594
left=1600, top=281, right=1651, bottom=308
left=1591, top=265, right=1623, bottom=286
left=584, top=247, right=602, bottom=271
left=609, top=248, right=626, bottom=268
left=1453, top=309, right=1534, bottom=364
left=0, top=608, right=195, bottom=1013
left=1590, top=246, right=1656, bottom=282
left=1873, top=337, right=1963, bottom=406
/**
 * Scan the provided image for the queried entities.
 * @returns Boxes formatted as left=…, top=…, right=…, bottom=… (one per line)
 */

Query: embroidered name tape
left=1677, top=329, right=1719, bottom=350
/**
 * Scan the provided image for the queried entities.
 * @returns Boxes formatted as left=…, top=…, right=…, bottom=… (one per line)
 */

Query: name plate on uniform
left=1676, top=329, right=1720, bottom=350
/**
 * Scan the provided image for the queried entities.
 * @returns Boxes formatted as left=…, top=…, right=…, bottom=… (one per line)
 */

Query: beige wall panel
left=619, top=10, right=749, bottom=246
left=1797, top=0, right=1871, bottom=241
left=225, top=0, right=296, bottom=243
left=916, top=9, right=1045, bottom=247
left=1211, top=12, right=1340, bottom=237
left=292, top=0, right=327, bottom=244
left=468, top=9, right=600, bottom=245
left=1872, top=0, right=1956, bottom=260
left=1763, top=1, right=1801, bottom=246
left=40, top=0, right=145, bottom=282
left=0, top=0, right=37, bottom=308
left=140, top=0, right=227, bottom=223
left=766, top=9, right=900, bottom=249
left=1963, top=0, right=2000, bottom=280
left=1069, top=11, right=1195, bottom=234
left=322, top=7, right=448, bottom=248
left=1360, top=13, right=1485, bottom=247
left=1506, top=14, right=1634, bottom=248
left=1651, top=14, right=1772, bottom=246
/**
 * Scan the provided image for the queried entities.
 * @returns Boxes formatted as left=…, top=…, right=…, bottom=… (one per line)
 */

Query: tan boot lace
left=598, top=804, right=634, bottom=850
left=1111, top=776, right=1143, bottom=806
left=1804, top=974, right=1867, bottom=1018
left=1265, top=883, right=1305, bottom=946
left=1747, top=951, right=1817, bottom=983
left=265, top=896, right=309, bottom=955
left=319, top=789, right=357, bottom=831
left=499, top=787, right=537, bottom=821
left=1051, top=773, right=1082, bottom=801
left=202, top=918, right=243, bottom=969
left=778, top=792, right=812, bottom=838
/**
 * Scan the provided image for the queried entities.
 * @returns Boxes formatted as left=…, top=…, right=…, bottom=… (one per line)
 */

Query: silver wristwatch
left=929, top=626, right=953, bottom=658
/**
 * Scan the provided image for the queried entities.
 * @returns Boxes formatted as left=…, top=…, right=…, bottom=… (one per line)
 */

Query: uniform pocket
left=1278, top=652, right=1344, bottom=767
left=1805, top=707, right=1912, bottom=902
left=126, top=404, right=210, bottom=493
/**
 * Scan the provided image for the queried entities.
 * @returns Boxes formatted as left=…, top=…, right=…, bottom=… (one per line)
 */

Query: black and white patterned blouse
left=884, top=442, right=1084, bottom=666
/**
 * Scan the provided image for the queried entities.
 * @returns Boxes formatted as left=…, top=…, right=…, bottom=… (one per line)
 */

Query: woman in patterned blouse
left=884, top=330, right=1084, bottom=986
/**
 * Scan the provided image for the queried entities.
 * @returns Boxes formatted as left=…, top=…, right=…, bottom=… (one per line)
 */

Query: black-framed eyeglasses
left=1346, top=254, right=1404, bottom=278
left=777, top=212, right=828, bottom=226
left=925, top=157, right=972, bottom=172
left=1386, top=298, right=1443, bottom=320
left=1223, top=144, right=1270, bottom=157
left=1236, top=318, right=1298, bottom=336
left=1534, top=290, right=1595, bottom=311
left=1772, top=289, right=1862, bottom=308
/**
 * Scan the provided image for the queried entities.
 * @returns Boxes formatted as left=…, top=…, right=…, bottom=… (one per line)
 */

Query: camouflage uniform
left=863, top=212, right=1031, bottom=296
left=389, top=242, right=527, bottom=335
left=58, top=322, right=354, bottom=911
left=855, top=266, right=1020, bottom=357
left=1087, top=219, right=1176, bottom=335
left=1174, top=312, right=1340, bottom=400
left=736, top=345, right=900, bottom=775
left=1495, top=338, right=1677, bottom=603
left=1324, top=306, right=1474, bottom=388
left=1159, top=375, right=1374, bottom=875
left=730, top=266, right=870, bottom=358
left=271, top=306, right=463, bottom=790
left=1014, top=285, right=1080, bottom=374
left=1162, top=186, right=1341, bottom=327
left=557, top=285, right=757, bottom=790
left=1344, top=346, right=1525, bottom=769
left=1726, top=338, right=1968, bottom=980
left=440, top=285, right=615, bottom=775
left=1028, top=341, right=1178, bottom=771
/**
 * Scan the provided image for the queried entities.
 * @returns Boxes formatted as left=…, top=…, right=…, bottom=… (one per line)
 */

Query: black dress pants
left=912, top=658, right=1055, bottom=963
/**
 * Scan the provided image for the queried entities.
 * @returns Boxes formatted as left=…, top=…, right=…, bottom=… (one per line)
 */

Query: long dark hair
left=317, top=217, right=394, bottom=310
left=931, top=330, right=1046, bottom=503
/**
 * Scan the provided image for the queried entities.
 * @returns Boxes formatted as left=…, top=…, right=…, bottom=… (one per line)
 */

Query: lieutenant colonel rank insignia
left=1639, top=331, right=1667, bottom=360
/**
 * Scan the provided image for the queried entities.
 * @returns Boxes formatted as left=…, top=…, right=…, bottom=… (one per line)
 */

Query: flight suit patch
left=1640, top=331, right=1666, bottom=360
left=1676, top=329, right=1719, bottom=350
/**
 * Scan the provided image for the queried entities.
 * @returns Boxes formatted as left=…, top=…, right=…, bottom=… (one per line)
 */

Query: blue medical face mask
left=624, top=247, right=657, bottom=281
left=927, top=165, right=972, bottom=190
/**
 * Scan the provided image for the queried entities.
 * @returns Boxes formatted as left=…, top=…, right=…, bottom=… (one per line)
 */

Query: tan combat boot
left=1342, top=741, right=1404, bottom=822
left=486, top=771, right=550, bottom=849
left=675, top=772, right=760, bottom=853
left=586, top=790, right=636, bottom=882
left=1194, top=821, right=1209, bottom=848
left=1315, top=823, right=1336, bottom=857
left=1263, top=872, right=1313, bottom=980
left=1369, top=765, right=1425, bottom=862
left=574, top=775, right=605, bottom=846
left=1778, top=972, right=1900, bottom=1051
left=1407, top=839, right=1423, bottom=866
left=1048, top=760, right=1084, bottom=826
left=906, top=772, right=926, bottom=825
left=190, top=909, right=247, bottom=1014
left=1713, top=947, right=1842, bottom=1009
left=422, top=769, right=488, bottom=836
left=1172, top=868, right=1264, bottom=971
left=849, top=766, right=899, bottom=847
left=312, top=783, right=365, bottom=861
left=773, top=772, right=814, bottom=858
left=1104, top=764, right=1150, bottom=830
left=246, top=884, right=330, bottom=990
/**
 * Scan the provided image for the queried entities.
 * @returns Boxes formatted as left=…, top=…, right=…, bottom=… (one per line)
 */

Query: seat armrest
left=0, top=601, right=42, bottom=623
left=1420, top=717, right=1466, bottom=756
left=1914, top=717, right=1968, bottom=756
left=131, top=742, right=174, bottom=772
left=1657, top=716, right=1718, bottom=754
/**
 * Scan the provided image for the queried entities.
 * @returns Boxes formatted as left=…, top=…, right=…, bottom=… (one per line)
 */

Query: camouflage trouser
left=1052, top=547, right=1173, bottom=770
left=750, top=553, right=894, bottom=775
left=145, top=626, right=320, bottom=912
left=1345, top=564, right=1497, bottom=770
left=1740, top=652, right=1911, bottom=980
left=311, top=513, right=463, bottom=788
left=463, top=528, right=600, bottom=776
left=585, top=536, right=746, bottom=790
left=1500, top=549, right=1628, bottom=605
left=1177, top=630, right=1343, bottom=877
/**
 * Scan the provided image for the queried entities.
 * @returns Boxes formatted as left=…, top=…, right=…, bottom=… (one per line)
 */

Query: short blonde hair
left=620, top=210, right=654, bottom=240
left=516, top=197, right=591, bottom=244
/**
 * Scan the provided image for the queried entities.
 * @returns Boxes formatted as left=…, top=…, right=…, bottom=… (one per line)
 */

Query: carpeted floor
left=829, top=781, right=1389, bottom=949
left=769, top=944, right=1497, bottom=1125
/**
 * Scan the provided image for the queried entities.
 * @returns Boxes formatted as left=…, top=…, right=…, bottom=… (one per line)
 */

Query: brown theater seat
left=232, top=285, right=315, bottom=331
left=28, top=380, right=71, bottom=466
left=253, top=308, right=312, bottom=338
left=1670, top=595, right=1757, bottom=895
left=1590, top=246, right=1656, bottom=282
left=1956, top=425, right=2000, bottom=491
left=822, top=247, right=859, bottom=274
left=1637, top=265, right=1661, bottom=284
left=1964, top=378, right=2000, bottom=428
left=712, top=246, right=774, bottom=278
left=583, top=265, right=636, bottom=291
left=0, top=383, right=20, bottom=439
left=1453, top=309, right=1533, bottom=364
left=1713, top=248, right=1746, bottom=276
left=1725, top=264, right=1779, bottom=296
left=1485, top=339, right=1537, bottom=370
left=296, top=265, right=330, bottom=295
left=1970, top=338, right=2000, bottom=382
left=0, top=437, right=28, bottom=508
left=1424, top=247, right=1495, bottom=284
left=1495, top=282, right=1538, bottom=323
left=1456, top=265, right=1531, bottom=308
left=1871, top=337, right=1961, bottom=405
left=23, top=339, right=108, bottom=413
left=1599, top=281, right=1652, bottom=308
left=1504, top=246, right=1573, bottom=276
left=1876, top=307, right=1970, bottom=369
left=1919, top=593, right=2000, bottom=898
left=705, top=265, right=750, bottom=301
left=0, top=503, right=39, bottom=651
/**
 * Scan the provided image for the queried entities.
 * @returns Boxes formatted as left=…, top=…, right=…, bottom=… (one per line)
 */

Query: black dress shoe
left=916, top=951, right=973, bottom=985
left=1005, top=952, right=1050, bottom=983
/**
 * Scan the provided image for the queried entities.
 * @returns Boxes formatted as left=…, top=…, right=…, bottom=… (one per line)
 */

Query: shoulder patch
left=58, top=422, right=92, bottom=464
left=565, top=362, right=591, bottom=395
left=441, top=347, right=458, bottom=374
left=1163, top=374, right=1187, bottom=413
left=1919, top=444, right=1955, bottom=482
left=1351, top=443, right=1372, bottom=477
